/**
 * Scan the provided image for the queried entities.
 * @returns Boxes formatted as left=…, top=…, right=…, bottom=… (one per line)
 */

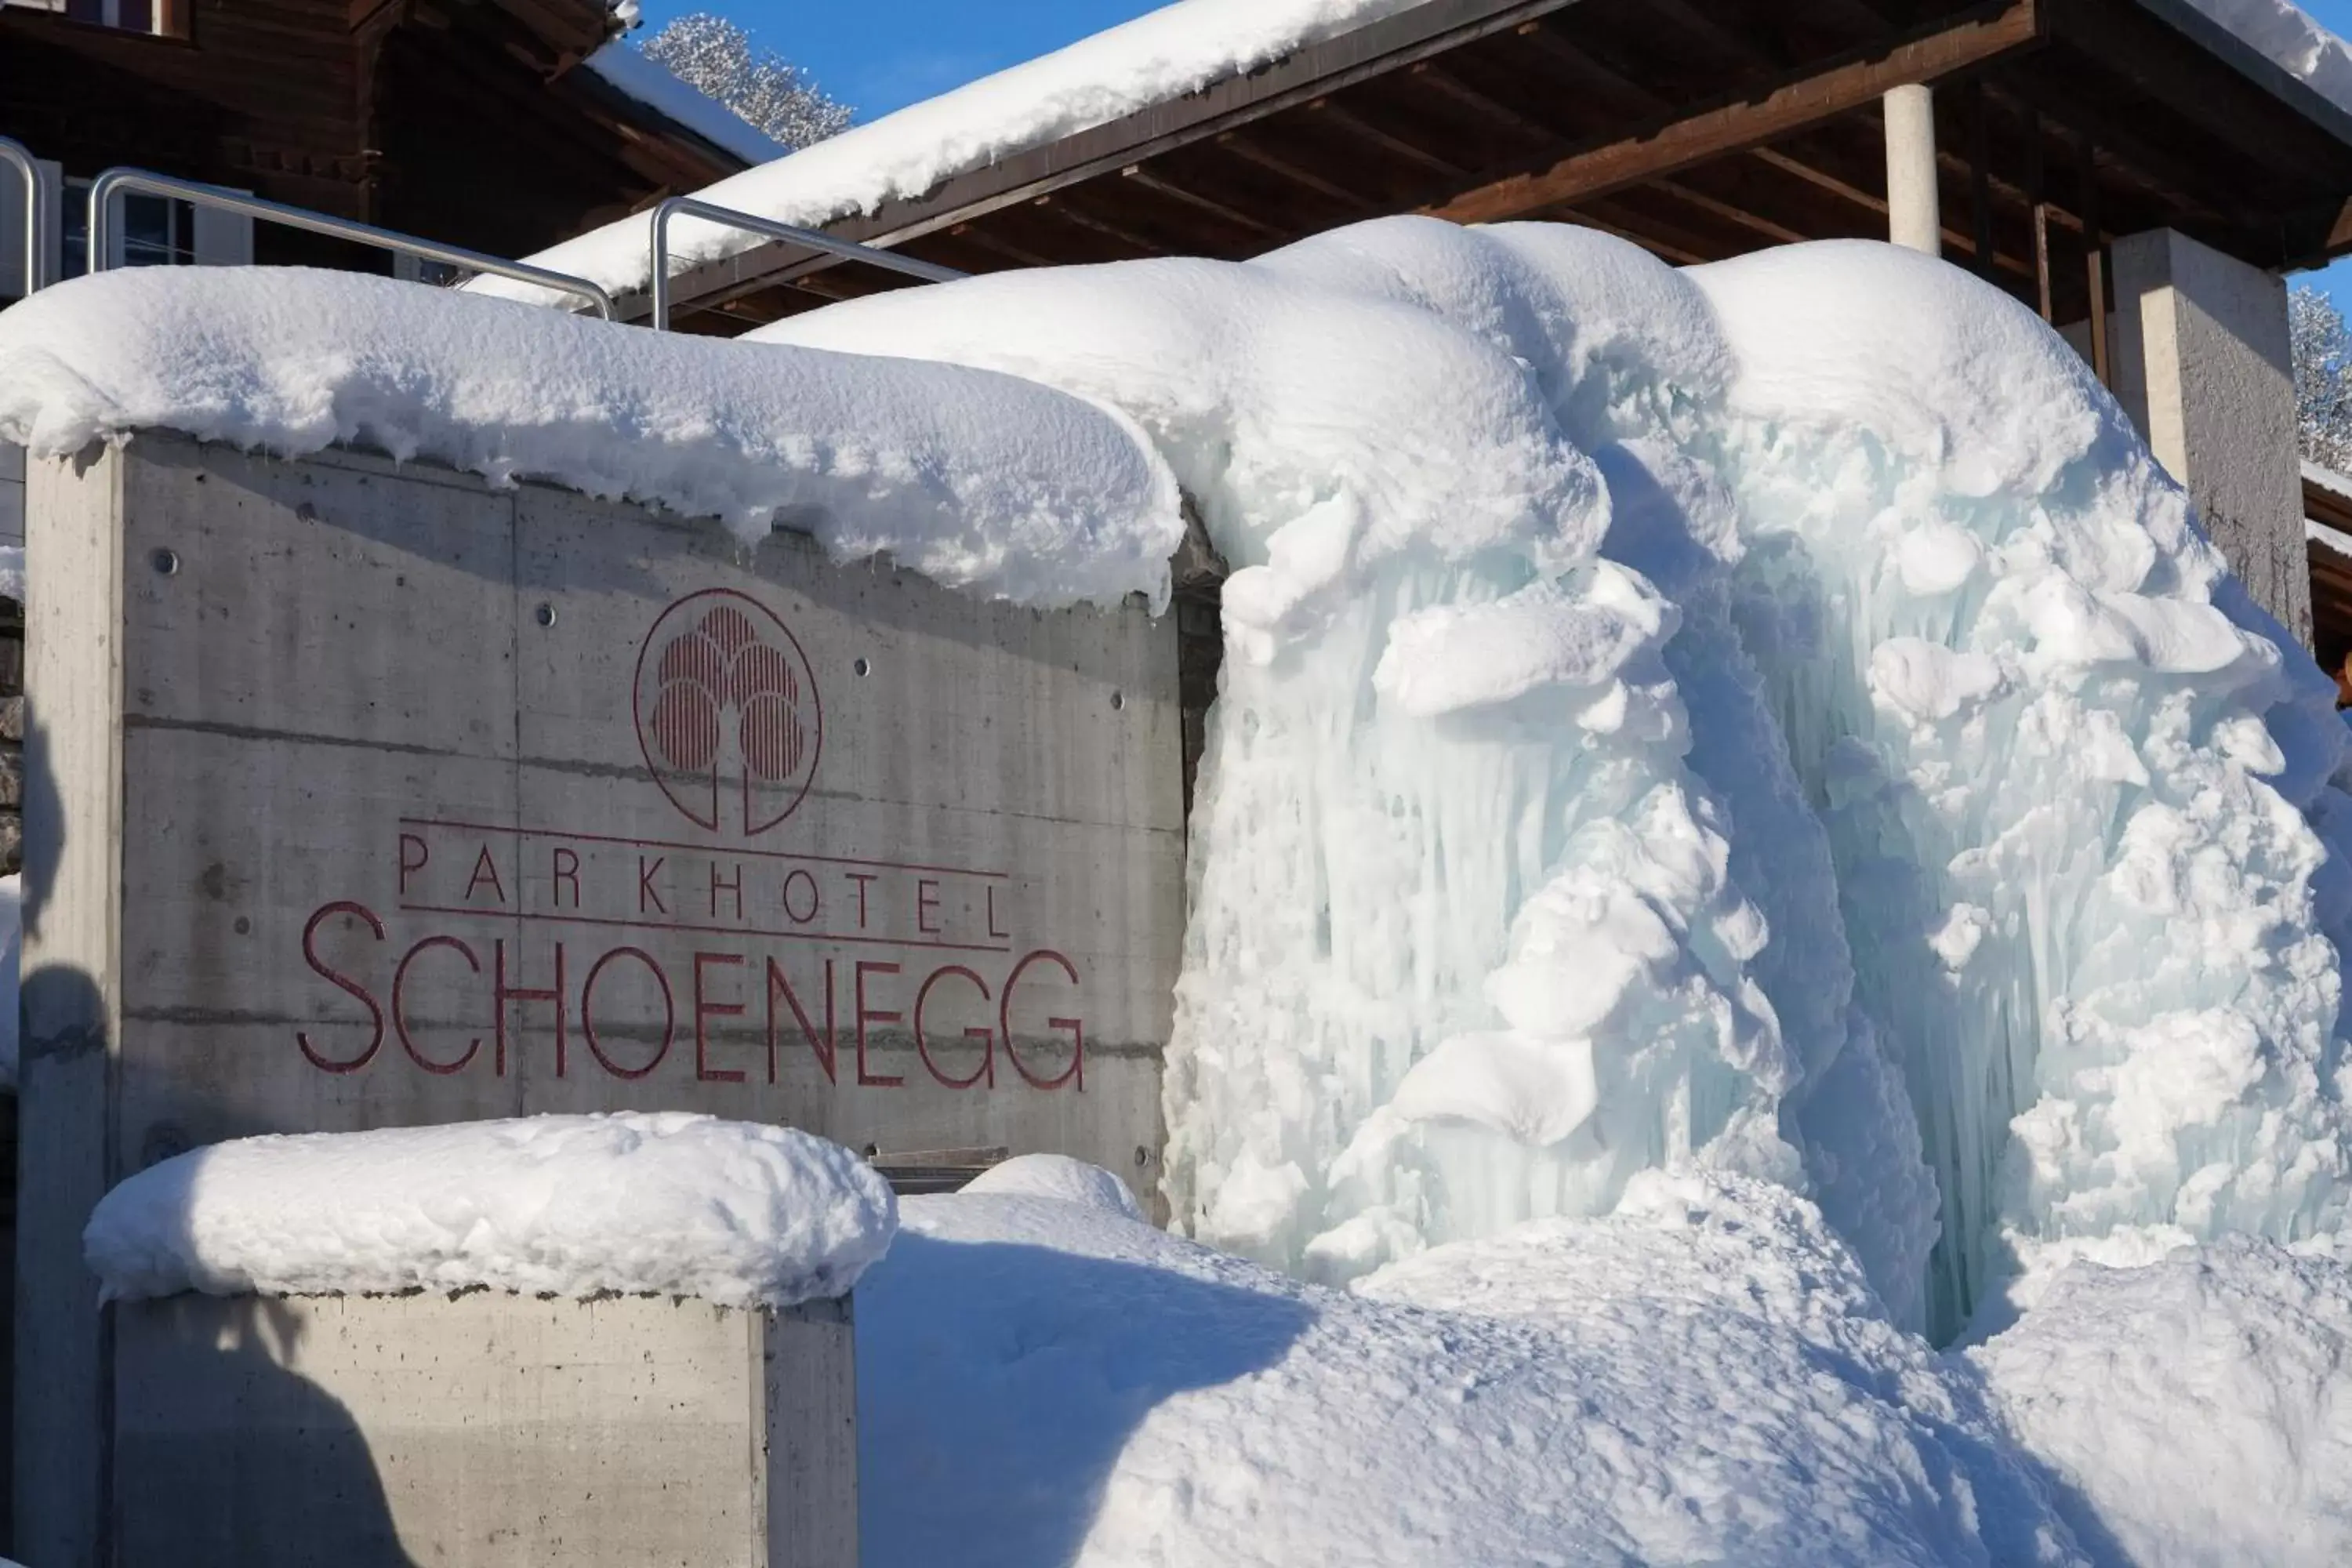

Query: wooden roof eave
left=633, top=0, right=1588, bottom=322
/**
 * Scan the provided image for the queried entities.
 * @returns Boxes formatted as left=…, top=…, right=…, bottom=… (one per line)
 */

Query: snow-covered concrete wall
left=113, top=1290, right=856, bottom=1567
left=13, top=433, right=1183, bottom=1563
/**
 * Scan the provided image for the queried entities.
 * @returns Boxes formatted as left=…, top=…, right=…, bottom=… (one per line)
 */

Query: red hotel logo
left=633, top=589, right=822, bottom=837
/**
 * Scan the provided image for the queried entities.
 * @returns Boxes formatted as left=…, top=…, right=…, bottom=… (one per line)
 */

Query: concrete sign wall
left=115, top=1292, right=857, bottom=1568
left=15, top=434, right=1185, bottom=1563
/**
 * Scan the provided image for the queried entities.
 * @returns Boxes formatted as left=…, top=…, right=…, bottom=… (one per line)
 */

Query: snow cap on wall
left=0, top=267, right=1183, bottom=612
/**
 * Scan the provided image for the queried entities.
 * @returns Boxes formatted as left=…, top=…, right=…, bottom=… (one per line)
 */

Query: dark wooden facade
left=0, top=0, right=753, bottom=272
left=642, top=0, right=2352, bottom=349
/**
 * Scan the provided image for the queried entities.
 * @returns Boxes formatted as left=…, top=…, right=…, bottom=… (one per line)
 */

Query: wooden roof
left=2307, top=468, right=2352, bottom=694
left=643, top=0, right=2352, bottom=334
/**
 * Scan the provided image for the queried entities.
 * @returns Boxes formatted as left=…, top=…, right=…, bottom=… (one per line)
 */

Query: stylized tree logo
left=632, top=589, right=822, bottom=836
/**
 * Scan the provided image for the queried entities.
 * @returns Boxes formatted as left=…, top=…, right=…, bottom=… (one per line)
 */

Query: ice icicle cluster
left=754, top=241, right=1807, bottom=1272
left=1689, top=241, right=2352, bottom=1337
left=769, top=220, right=2352, bottom=1337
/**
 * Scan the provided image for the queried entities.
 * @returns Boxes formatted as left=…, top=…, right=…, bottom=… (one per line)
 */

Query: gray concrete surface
left=2111, top=227, right=2311, bottom=646
left=16, top=433, right=1187, bottom=1563
left=113, top=1290, right=857, bottom=1568
left=0, top=442, right=22, bottom=548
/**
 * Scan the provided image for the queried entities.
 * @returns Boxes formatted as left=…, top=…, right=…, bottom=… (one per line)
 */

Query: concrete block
left=112, top=1290, right=858, bottom=1568
left=16, top=434, right=1187, bottom=1559
left=2111, top=227, right=2310, bottom=645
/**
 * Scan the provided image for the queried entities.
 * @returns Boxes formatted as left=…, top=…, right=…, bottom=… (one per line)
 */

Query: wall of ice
left=760, top=221, right=2347, bottom=1340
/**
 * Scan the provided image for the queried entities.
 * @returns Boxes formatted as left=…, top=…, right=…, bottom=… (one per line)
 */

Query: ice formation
left=0, top=267, right=1180, bottom=611
left=82, top=1112, right=898, bottom=1308
left=764, top=219, right=2352, bottom=1341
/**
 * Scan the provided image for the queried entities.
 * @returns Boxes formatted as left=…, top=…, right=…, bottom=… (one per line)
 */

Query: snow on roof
left=0, top=267, right=1182, bottom=610
left=480, top=0, right=1429, bottom=303
left=488, top=0, right=2352, bottom=310
left=582, top=42, right=786, bottom=169
left=2182, top=0, right=2352, bottom=120
left=82, top=1113, right=898, bottom=1308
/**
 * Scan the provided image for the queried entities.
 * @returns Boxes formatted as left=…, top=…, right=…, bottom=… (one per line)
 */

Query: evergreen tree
left=2292, top=283, right=2352, bottom=474
left=640, top=12, right=853, bottom=152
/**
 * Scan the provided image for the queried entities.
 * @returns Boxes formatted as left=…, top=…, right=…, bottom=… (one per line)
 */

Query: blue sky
left=652, top=0, right=2352, bottom=299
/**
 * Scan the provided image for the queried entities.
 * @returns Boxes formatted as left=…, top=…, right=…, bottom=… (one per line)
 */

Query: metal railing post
left=86, top=168, right=618, bottom=318
left=648, top=196, right=964, bottom=331
left=1, top=136, right=43, bottom=296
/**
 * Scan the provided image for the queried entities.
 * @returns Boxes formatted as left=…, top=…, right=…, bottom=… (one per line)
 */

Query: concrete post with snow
left=2109, top=226, right=2311, bottom=647
left=85, top=1116, right=881, bottom=1568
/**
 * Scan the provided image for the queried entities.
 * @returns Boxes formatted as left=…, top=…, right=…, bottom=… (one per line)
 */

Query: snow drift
left=858, top=1177, right=2083, bottom=1568
left=82, top=1112, right=898, bottom=1308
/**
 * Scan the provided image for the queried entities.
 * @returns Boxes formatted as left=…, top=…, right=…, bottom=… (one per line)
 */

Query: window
left=60, top=0, right=187, bottom=38
left=60, top=182, right=198, bottom=277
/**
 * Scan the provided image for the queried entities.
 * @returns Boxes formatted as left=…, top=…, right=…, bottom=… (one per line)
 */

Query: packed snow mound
left=486, top=0, right=1428, bottom=304
left=963, top=1153, right=1145, bottom=1218
left=82, top=1112, right=897, bottom=1308
left=1969, top=1239, right=2352, bottom=1568
left=768, top=220, right=2352, bottom=1344
left=858, top=1175, right=2082, bottom=1568
left=0, top=267, right=1181, bottom=611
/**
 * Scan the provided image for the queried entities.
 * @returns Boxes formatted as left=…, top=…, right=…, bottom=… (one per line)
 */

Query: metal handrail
left=1, top=136, right=43, bottom=296
left=648, top=195, right=964, bottom=331
left=87, top=168, right=618, bottom=319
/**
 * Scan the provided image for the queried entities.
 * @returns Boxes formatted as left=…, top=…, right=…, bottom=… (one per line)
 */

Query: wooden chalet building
left=588, top=0, right=2352, bottom=657
left=0, top=0, right=765, bottom=287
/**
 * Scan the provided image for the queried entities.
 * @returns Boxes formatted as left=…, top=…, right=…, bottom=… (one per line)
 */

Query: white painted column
left=2109, top=227, right=2310, bottom=646
left=1884, top=84, right=1942, bottom=256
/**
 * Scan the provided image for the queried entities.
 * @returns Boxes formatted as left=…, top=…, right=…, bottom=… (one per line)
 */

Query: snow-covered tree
left=640, top=12, right=853, bottom=152
left=2292, top=283, right=2352, bottom=474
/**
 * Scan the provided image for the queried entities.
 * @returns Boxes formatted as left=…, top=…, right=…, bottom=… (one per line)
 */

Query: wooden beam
left=1214, top=130, right=1377, bottom=211
left=1408, top=59, right=1562, bottom=147
left=1555, top=209, right=1708, bottom=267
left=1309, top=96, right=1468, bottom=176
left=2078, top=130, right=2110, bottom=386
left=1120, top=165, right=1285, bottom=238
left=1965, top=81, right=1995, bottom=280
left=1751, top=140, right=2035, bottom=276
left=1030, top=193, right=1166, bottom=256
left=1424, top=0, right=2044, bottom=226
left=1511, top=19, right=1668, bottom=118
left=1650, top=178, right=1808, bottom=246
left=948, top=223, right=1057, bottom=269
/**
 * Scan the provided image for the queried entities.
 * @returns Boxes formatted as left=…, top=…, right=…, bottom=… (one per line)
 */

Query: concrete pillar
left=2109, top=227, right=2310, bottom=647
left=1884, top=84, right=1942, bottom=256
